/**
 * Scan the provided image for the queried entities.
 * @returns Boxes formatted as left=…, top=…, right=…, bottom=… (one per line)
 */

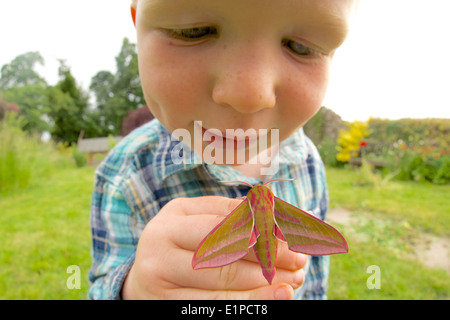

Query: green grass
left=329, top=239, right=450, bottom=299
left=326, top=166, right=450, bottom=236
left=0, top=166, right=94, bottom=299
left=0, top=116, right=73, bottom=194
left=326, top=166, right=450, bottom=300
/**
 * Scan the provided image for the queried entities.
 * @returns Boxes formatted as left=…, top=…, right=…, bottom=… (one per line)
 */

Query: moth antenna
left=219, top=180, right=254, bottom=188
left=263, top=178, right=295, bottom=186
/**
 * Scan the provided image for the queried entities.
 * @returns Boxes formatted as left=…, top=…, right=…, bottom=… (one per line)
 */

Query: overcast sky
left=1, top=0, right=449, bottom=121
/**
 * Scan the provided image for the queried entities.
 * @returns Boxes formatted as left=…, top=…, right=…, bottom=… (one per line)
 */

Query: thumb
left=251, top=283, right=295, bottom=300
left=164, top=283, right=295, bottom=300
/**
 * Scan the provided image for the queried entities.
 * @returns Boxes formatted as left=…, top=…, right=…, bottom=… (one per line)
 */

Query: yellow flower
left=336, top=120, right=372, bottom=163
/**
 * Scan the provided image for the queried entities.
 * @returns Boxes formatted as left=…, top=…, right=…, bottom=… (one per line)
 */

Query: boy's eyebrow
left=139, top=0, right=163, bottom=13
left=297, top=2, right=354, bottom=48
left=138, top=0, right=199, bottom=24
left=312, top=12, right=350, bottom=47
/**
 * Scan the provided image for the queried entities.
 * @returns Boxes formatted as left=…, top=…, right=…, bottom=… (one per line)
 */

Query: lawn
left=326, top=167, right=450, bottom=299
left=0, top=166, right=94, bottom=299
left=0, top=165, right=448, bottom=299
left=326, top=167, right=450, bottom=236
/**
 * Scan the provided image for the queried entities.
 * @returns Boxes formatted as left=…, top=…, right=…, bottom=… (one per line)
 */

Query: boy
left=88, top=0, right=357, bottom=299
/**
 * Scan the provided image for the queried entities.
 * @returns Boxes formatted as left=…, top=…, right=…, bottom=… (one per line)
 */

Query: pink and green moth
left=192, top=179, right=348, bottom=284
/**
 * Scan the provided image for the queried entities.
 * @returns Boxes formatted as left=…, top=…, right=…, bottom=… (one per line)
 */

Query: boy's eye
left=281, top=39, right=314, bottom=56
left=168, top=26, right=218, bottom=40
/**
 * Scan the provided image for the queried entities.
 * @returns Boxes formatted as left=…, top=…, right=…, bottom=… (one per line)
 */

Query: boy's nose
left=212, top=44, right=277, bottom=114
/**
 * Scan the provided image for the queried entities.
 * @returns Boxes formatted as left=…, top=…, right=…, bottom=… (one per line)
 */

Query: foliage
left=1, top=83, right=51, bottom=133
left=0, top=114, right=73, bottom=195
left=71, top=146, right=88, bottom=168
left=362, top=118, right=450, bottom=185
left=0, top=95, right=19, bottom=120
left=336, top=120, right=372, bottom=163
left=0, top=52, right=52, bottom=134
left=0, top=53, right=92, bottom=143
left=46, top=61, right=90, bottom=145
left=393, top=151, right=450, bottom=185
left=368, top=118, right=449, bottom=151
left=318, top=136, right=342, bottom=167
left=121, top=106, right=154, bottom=136
left=90, top=38, right=145, bottom=136
left=353, top=160, right=398, bottom=189
left=0, top=51, right=46, bottom=90
left=0, top=115, right=31, bottom=193
left=303, top=106, right=345, bottom=167
left=0, top=40, right=144, bottom=143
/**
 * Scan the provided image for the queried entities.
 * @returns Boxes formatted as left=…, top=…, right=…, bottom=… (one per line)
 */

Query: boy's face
left=133, top=0, right=356, bottom=162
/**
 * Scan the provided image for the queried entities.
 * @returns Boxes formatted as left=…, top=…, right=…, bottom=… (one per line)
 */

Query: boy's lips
left=197, top=123, right=260, bottom=150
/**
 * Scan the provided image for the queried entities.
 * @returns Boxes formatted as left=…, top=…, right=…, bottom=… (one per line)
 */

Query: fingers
left=165, top=196, right=243, bottom=217
left=135, top=196, right=307, bottom=299
left=158, top=283, right=295, bottom=300
left=160, top=248, right=305, bottom=291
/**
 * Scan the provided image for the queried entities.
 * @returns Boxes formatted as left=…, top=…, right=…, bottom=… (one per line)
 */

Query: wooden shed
left=77, top=136, right=122, bottom=165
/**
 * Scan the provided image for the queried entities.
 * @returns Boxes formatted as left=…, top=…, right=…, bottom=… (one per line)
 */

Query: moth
left=192, top=179, right=348, bottom=284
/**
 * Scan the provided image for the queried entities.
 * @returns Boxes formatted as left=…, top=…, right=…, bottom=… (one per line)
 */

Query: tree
left=1, top=84, right=51, bottom=133
left=0, top=95, right=19, bottom=120
left=90, top=38, right=145, bottom=135
left=0, top=51, right=46, bottom=90
left=0, top=51, right=51, bottom=133
left=47, top=60, right=89, bottom=144
left=121, top=106, right=154, bottom=136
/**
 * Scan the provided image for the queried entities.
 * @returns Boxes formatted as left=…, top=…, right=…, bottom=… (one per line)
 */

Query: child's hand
left=121, top=196, right=307, bottom=300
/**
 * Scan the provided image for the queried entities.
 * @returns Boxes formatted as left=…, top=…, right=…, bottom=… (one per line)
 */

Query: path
left=327, top=208, right=450, bottom=272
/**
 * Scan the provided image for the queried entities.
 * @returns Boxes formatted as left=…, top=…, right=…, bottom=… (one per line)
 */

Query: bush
left=336, top=120, right=372, bottom=163
left=368, top=118, right=450, bottom=151
left=0, top=114, right=72, bottom=194
left=71, top=146, right=87, bottom=168
left=343, top=118, right=450, bottom=185
left=433, top=156, right=450, bottom=185
left=303, top=106, right=345, bottom=167
left=392, top=150, right=450, bottom=184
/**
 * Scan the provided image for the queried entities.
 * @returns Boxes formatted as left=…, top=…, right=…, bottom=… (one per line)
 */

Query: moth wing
left=192, top=199, right=256, bottom=269
left=273, top=197, right=348, bottom=255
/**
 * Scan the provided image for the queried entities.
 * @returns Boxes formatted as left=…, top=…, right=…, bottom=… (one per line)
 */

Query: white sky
left=0, top=0, right=449, bottom=121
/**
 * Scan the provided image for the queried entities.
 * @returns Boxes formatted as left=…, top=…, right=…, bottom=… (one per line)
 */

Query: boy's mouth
left=197, top=123, right=259, bottom=150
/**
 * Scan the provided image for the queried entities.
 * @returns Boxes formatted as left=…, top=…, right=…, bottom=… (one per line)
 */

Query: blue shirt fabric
left=88, top=119, right=330, bottom=300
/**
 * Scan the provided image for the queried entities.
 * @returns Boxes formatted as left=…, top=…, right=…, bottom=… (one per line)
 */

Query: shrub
left=303, top=106, right=345, bottom=167
left=393, top=150, right=450, bottom=184
left=0, top=114, right=72, bottom=194
left=71, top=146, right=87, bottom=168
left=433, top=156, right=450, bottom=185
left=336, top=120, right=372, bottom=163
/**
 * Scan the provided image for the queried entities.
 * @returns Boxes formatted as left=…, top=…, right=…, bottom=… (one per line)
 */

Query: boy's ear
left=130, top=5, right=137, bottom=26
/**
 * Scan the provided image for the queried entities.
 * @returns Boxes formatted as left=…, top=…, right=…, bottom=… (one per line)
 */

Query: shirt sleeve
left=87, top=174, right=141, bottom=300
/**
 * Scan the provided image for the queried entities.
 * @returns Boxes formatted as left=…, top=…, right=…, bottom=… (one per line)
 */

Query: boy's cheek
left=138, top=46, right=204, bottom=125
left=279, top=71, right=330, bottom=131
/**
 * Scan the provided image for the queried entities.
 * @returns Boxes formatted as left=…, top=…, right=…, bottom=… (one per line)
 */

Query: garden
left=1, top=113, right=449, bottom=299
left=1, top=44, right=449, bottom=299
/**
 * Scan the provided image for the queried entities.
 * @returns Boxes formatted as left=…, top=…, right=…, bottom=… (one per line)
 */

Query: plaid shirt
left=88, top=119, right=330, bottom=300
